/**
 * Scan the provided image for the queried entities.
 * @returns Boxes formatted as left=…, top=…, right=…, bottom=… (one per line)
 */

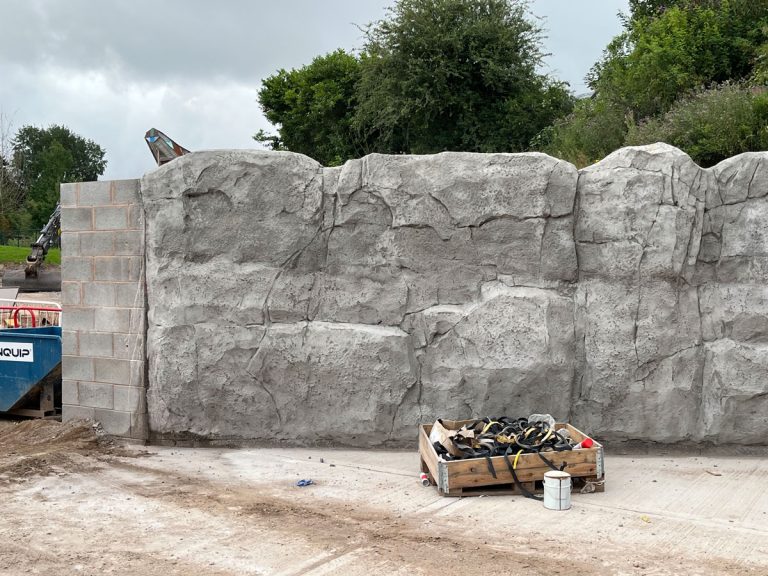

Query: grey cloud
left=0, top=0, right=627, bottom=180
left=0, top=0, right=391, bottom=82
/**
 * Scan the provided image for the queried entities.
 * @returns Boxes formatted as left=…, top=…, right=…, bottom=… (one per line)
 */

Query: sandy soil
left=0, top=419, right=125, bottom=482
left=0, top=419, right=766, bottom=576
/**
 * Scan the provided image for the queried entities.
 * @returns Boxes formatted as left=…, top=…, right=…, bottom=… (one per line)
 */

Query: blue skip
left=0, top=326, right=61, bottom=417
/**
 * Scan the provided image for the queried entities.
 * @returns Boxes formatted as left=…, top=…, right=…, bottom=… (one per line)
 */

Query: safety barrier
left=0, top=299, right=62, bottom=329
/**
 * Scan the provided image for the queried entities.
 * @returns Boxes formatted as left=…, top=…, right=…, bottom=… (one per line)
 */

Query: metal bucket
left=543, top=470, right=571, bottom=511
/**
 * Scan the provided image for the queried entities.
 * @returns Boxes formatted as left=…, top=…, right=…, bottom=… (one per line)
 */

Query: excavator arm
left=25, top=203, right=61, bottom=279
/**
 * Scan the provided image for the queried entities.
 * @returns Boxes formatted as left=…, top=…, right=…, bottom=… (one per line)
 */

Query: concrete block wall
left=60, top=179, right=148, bottom=440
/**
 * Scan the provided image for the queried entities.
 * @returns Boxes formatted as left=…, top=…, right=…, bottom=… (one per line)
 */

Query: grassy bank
left=0, top=245, right=61, bottom=265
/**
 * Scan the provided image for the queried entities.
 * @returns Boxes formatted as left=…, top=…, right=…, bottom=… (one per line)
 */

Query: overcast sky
left=0, top=0, right=628, bottom=180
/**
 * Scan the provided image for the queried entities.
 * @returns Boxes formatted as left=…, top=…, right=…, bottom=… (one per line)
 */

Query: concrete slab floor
left=1, top=444, right=766, bottom=575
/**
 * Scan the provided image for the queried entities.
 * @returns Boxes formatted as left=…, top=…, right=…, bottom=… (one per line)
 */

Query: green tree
left=256, top=50, right=363, bottom=166
left=354, top=0, right=573, bottom=155
left=12, top=125, right=106, bottom=226
left=592, top=1, right=767, bottom=119
left=539, top=0, right=768, bottom=166
left=626, top=0, right=722, bottom=22
left=257, top=0, right=573, bottom=164
left=626, top=83, right=768, bottom=167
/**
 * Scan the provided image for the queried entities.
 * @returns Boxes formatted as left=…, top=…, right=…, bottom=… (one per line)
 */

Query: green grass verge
left=0, top=245, right=61, bottom=265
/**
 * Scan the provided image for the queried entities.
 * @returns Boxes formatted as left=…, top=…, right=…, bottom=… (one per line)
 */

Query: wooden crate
left=419, top=420, right=605, bottom=497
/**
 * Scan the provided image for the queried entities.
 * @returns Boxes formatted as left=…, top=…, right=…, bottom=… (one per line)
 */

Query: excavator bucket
left=145, top=128, right=190, bottom=166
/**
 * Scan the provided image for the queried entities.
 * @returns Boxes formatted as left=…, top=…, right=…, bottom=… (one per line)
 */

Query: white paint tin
left=543, top=470, right=571, bottom=511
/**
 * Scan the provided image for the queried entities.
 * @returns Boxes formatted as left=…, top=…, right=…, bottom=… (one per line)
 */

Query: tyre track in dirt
left=0, top=421, right=766, bottom=575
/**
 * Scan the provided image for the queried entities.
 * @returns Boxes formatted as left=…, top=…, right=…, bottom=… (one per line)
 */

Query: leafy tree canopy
left=257, top=0, right=573, bottom=164
left=540, top=0, right=768, bottom=167
left=256, top=50, right=363, bottom=166
left=625, top=0, right=722, bottom=23
left=592, top=0, right=768, bottom=119
left=12, top=125, right=106, bottom=226
left=353, top=0, right=573, bottom=155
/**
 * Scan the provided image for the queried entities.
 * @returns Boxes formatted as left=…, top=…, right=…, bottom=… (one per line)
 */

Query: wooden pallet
left=419, top=420, right=605, bottom=497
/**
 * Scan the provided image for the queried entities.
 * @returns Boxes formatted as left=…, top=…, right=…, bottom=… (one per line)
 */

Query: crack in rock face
left=140, top=145, right=768, bottom=446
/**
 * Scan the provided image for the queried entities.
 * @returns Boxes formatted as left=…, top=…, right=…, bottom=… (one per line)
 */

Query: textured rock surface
left=141, top=145, right=768, bottom=446
left=572, top=145, right=709, bottom=442
left=142, top=151, right=579, bottom=444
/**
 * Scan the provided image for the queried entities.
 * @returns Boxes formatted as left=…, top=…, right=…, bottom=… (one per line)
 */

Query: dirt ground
left=0, top=419, right=766, bottom=576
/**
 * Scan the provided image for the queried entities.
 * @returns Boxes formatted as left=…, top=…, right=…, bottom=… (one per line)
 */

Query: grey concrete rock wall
left=141, top=145, right=768, bottom=446
left=572, top=145, right=709, bottom=442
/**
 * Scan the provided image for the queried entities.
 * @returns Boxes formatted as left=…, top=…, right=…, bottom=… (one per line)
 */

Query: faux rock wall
left=140, top=144, right=768, bottom=445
